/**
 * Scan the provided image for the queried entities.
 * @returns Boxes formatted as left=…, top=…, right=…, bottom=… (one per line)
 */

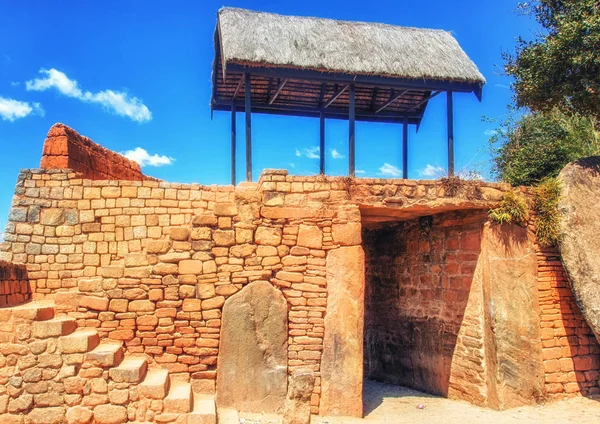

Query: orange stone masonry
left=0, top=261, right=30, bottom=307
left=537, top=246, right=600, bottom=398
left=0, top=125, right=599, bottom=423
left=40, top=123, right=153, bottom=181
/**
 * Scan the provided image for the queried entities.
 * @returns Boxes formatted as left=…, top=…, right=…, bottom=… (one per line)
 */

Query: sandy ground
left=240, top=380, right=600, bottom=424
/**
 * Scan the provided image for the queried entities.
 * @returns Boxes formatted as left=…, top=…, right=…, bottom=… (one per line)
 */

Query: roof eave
left=222, top=61, right=485, bottom=96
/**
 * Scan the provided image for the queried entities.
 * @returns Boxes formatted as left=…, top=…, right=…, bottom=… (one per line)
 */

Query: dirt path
left=240, top=380, right=600, bottom=424
left=313, top=381, right=600, bottom=424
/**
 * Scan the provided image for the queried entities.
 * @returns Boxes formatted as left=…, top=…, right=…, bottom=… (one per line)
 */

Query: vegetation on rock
left=489, top=190, right=529, bottom=226
left=532, top=177, right=563, bottom=247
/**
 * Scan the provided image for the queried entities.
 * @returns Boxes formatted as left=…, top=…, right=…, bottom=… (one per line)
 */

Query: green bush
left=489, top=108, right=600, bottom=186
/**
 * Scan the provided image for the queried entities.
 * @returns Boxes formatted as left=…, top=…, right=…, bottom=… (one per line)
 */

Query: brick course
left=0, top=260, right=30, bottom=307
left=537, top=247, right=600, bottom=398
left=40, top=123, right=153, bottom=181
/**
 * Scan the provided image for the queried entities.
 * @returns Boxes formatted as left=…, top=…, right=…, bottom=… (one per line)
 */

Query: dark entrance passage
left=362, top=210, right=487, bottom=398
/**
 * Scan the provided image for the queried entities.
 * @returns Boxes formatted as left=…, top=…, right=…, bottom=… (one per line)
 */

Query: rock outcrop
left=558, top=156, right=600, bottom=342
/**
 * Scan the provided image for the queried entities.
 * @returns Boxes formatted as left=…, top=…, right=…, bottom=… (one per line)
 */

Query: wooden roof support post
left=320, top=112, right=325, bottom=174
left=447, top=91, right=454, bottom=177
left=231, top=101, right=236, bottom=186
left=349, top=84, right=356, bottom=177
left=245, top=73, right=252, bottom=182
left=402, top=116, right=408, bottom=179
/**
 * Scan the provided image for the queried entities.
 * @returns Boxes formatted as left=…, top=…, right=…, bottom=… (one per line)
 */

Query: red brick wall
left=537, top=247, right=600, bottom=398
left=40, top=123, right=152, bottom=181
left=363, top=211, right=488, bottom=402
left=0, top=260, right=30, bottom=307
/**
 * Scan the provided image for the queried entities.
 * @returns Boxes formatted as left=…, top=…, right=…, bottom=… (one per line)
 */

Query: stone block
left=255, top=227, right=282, bottom=246
left=164, top=381, right=192, bottom=413
left=109, top=357, right=148, bottom=384
left=297, top=225, right=323, bottom=249
left=93, top=404, right=127, bottom=424
left=84, top=341, right=124, bottom=367
left=79, top=296, right=109, bottom=311
left=59, top=329, right=100, bottom=354
left=332, top=222, right=362, bottom=246
left=213, top=203, right=238, bottom=217
left=179, top=260, right=203, bottom=275
left=32, top=317, right=77, bottom=339
left=139, top=369, right=170, bottom=399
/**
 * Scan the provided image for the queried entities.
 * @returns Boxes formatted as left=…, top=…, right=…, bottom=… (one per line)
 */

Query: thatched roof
left=217, top=7, right=485, bottom=85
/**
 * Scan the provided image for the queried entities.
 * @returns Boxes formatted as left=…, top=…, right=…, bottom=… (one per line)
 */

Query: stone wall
left=0, top=261, right=30, bottom=307
left=537, top=246, right=600, bottom=398
left=363, top=211, right=488, bottom=402
left=5, top=124, right=598, bottom=418
left=0, top=168, right=374, bottom=417
left=40, top=123, right=150, bottom=181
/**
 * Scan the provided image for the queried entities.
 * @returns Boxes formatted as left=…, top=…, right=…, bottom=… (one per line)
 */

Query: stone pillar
left=320, top=245, right=365, bottom=417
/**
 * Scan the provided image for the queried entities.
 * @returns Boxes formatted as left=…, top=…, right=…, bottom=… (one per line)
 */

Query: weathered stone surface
left=216, top=281, right=288, bottom=414
left=93, top=404, right=127, bottom=424
left=558, top=157, right=600, bottom=342
left=320, top=246, right=364, bottom=417
left=255, top=227, right=282, bottom=246
left=66, top=405, right=93, bottom=424
left=297, top=225, right=322, bottom=249
left=28, top=406, right=66, bottom=424
left=283, top=369, right=315, bottom=424
left=331, top=222, right=362, bottom=246
left=483, top=223, right=543, bottom=409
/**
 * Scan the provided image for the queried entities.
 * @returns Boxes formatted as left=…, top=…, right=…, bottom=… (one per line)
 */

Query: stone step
left=164, top=381, right=193, bottom=414
left=84, top=341, right=124, bottom=368
left=189, top=395, right=216, bottom=424
left=32, top=317, right=77, bottom=339
left=11, top=301, right=55, bottom=321
left=139, top=368, right=170, bottom=399
left=59, top=328, right=100, bottom=354
left=217, top=408, right=239, bottom=424
left=109, top=357, right=148, bottom=384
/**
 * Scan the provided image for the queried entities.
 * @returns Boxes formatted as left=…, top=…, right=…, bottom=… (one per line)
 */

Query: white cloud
left=26, top=68, right=151, bottom=122
left=379, top=163, right=402, bottom=177
left=26, top=68, right=83, bottom=97
left=330, top=149, right=344, bottom=159
left=420, top=164, right=446, bottom=178
left=122, top=147, right=174, bottom=167
left=10, top=81, right=19, bottom=87
left=355, top=169, right=366, bottom=175
left=484, top=129, right=498, bottom=137
left=0, top=96, right=44, bottom=122
left=295, top=146, right=320, bottom=159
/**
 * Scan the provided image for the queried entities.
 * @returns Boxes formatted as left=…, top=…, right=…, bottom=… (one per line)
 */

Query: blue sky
left=0, top=1, right=539, bottom=235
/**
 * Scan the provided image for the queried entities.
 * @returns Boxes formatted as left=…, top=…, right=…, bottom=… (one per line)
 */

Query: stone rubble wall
left=40, top=123, right=152, bottom=181
left=537, top=246, right=600, bottom=398
left=0, top=261, right=30, bottom=307
left=0, top=168, right=379, bottom=416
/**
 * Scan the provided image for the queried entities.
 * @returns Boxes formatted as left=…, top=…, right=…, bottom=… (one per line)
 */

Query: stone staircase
left=1, top=300, right=226, bottom=424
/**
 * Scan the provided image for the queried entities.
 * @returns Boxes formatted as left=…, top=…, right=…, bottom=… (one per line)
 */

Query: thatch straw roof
left=217, top=7, right=485, bottom=85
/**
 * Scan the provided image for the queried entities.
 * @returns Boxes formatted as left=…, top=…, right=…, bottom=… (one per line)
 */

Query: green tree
left=490, top=108, right=600, bottom=186
left=505, top=1, right=600, bottom=119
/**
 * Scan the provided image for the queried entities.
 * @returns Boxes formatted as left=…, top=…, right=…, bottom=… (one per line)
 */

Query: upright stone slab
left=320, top=246, right=365, bottom=417
left=558, top=156, right=600, bottom=342
left=483, top=223, right=544, bottom=409
left=216, top=281, right=288, bottom=414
